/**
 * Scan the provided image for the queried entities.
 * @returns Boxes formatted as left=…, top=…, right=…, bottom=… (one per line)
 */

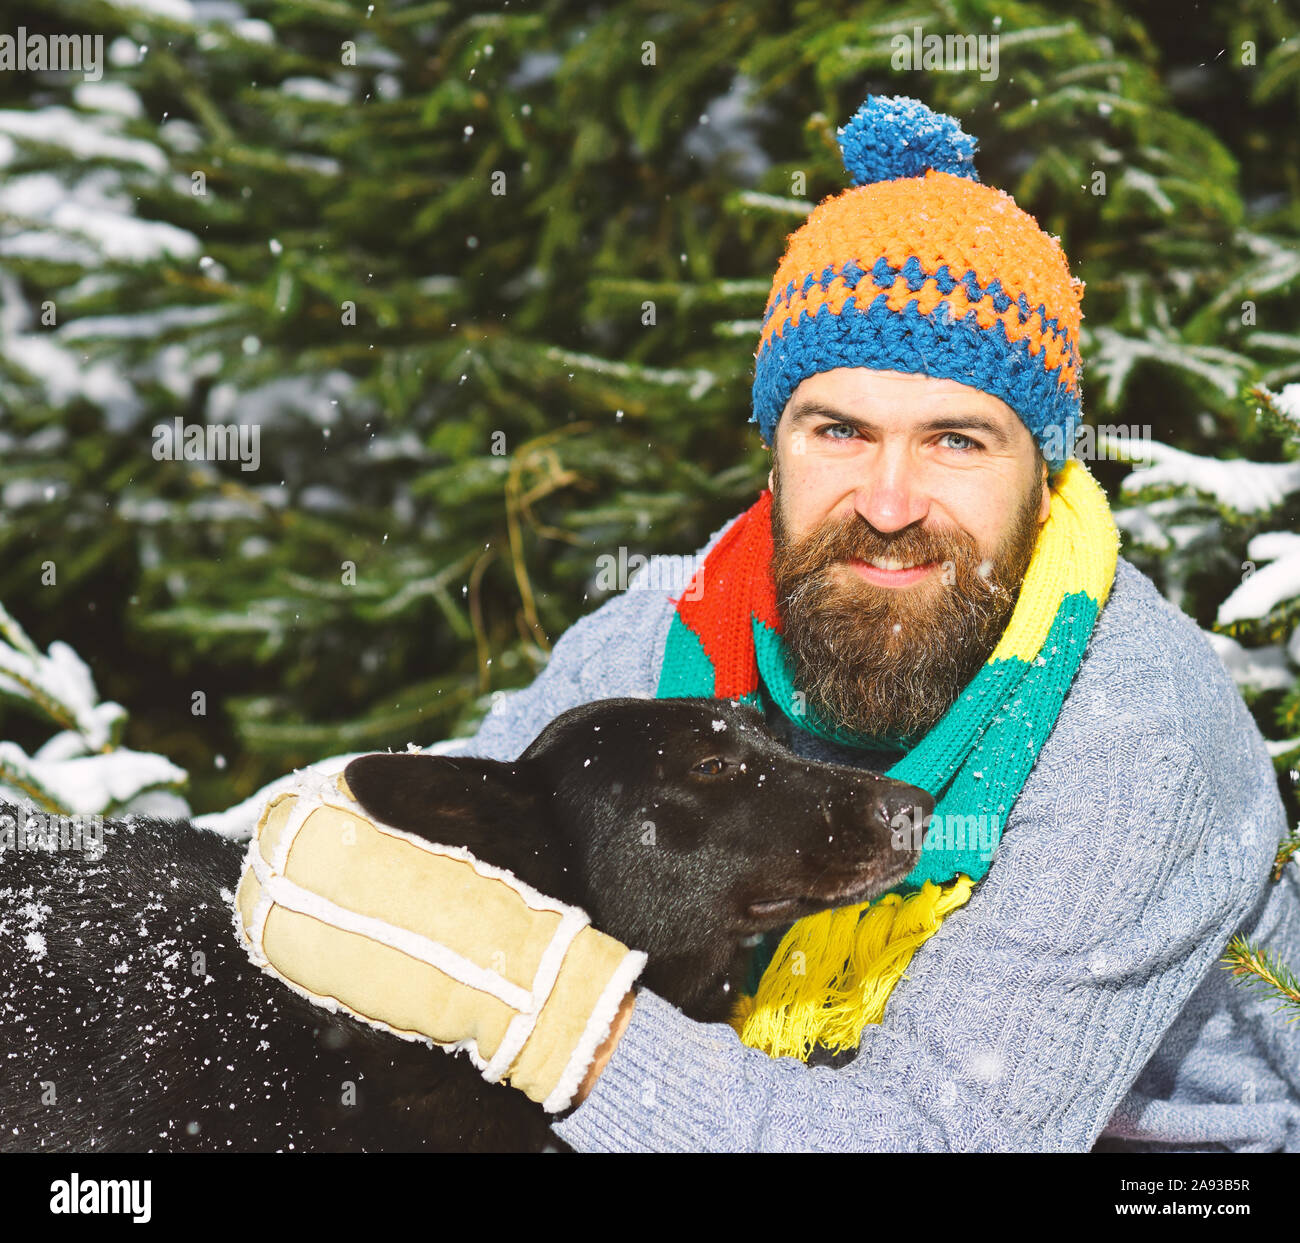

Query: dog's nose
left=871, top=782, right=934, bottom=837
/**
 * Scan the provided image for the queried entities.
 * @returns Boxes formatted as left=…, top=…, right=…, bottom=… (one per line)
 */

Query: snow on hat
left=750, top=94, right=1086, bottom=474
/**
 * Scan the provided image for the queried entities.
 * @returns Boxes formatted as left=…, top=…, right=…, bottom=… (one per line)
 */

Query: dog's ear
left=343, top=753, right=576, bottom=898
left=342, top=753, right=540, bottom=840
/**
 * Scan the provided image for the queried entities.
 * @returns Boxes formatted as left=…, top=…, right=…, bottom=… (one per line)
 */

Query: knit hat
left=750, top=94, right=1085, bottom=475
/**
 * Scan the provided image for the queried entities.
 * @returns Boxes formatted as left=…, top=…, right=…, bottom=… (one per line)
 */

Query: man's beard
left=770, top=461, right=1046, bottom=744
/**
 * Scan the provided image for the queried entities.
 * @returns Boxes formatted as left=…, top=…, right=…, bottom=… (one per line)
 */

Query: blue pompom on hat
left=837, top=94, right=980, bottom=185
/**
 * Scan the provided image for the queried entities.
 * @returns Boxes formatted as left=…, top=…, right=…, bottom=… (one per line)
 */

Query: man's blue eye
left=815, top=425, right=982, bottom=451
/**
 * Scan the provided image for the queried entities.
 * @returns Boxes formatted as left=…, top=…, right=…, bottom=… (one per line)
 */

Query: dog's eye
left=694, top=757, right=726, bottom=776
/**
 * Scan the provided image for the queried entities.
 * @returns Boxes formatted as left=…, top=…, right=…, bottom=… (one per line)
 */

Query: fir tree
left=0, top=1, right=1296, bottom=939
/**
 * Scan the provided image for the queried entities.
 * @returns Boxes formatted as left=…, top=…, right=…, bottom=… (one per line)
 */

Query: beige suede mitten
left=233, top=769, right=645, bottom=1113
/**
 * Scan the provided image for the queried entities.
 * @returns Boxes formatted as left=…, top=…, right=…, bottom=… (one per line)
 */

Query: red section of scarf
left=676, top=489, right=781, bottom=699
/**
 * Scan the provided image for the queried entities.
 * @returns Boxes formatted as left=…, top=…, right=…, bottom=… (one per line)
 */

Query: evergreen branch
left=0, top=669, right=79, bottom=737
left=1253, top=384, right=1300, bottom=444
left=467, top=545, right=497, bottom=695
left=1221, top=936, right=1300, bottom=1022
left=715, top=320, right=764, bottom=338
left=360, top=552, right=479, bottom=633
left=733, top=190, right=814, bottom=218
left=540, top=347, right=719, bottom=399
left=149, top=47, right=236, bottom=148
left=260, top=0, right=360, bottom=25
left=0, top=600, right=41, bottom=659
left=1273, top=830, right=1300, bottom=883
left=385, top=2, right=456, bottom=25
left=587, top=276, right=770, bottom=306
left=0, top=759, right=70, bottom=816
left=993, top=20, right=1081, bottom=49
left=0, top=606, right=90, bottom=740
left=504, top=423, right=595, bottom=655
left=230, top=678, right=476, bottom=752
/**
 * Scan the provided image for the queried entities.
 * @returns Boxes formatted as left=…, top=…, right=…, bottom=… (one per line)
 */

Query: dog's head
left=343, top=697, right=933, bottom=1021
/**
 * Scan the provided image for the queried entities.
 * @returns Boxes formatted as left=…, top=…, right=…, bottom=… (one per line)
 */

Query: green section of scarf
left=653, top=459, right=1120, bottom=1059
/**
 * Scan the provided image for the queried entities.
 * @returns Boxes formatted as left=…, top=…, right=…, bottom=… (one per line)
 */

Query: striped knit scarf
left=654, top=458, right=1120, bottom=1060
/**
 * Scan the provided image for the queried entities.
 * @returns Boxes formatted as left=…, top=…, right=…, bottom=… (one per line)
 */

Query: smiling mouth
left=846, top=558, right=939, bottom=588
left=862, top=556, right=931, bottom=571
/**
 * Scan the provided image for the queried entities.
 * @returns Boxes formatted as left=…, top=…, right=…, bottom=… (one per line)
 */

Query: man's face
left=768, top=367, right=1051, bottom=743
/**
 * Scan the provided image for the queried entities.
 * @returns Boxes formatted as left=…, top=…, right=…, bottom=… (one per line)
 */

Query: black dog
left=0, top=696, right=932, bottom=1152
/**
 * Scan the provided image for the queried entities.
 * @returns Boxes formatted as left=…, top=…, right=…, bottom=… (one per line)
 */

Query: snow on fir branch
left=0, top=602, right=188, bottom=818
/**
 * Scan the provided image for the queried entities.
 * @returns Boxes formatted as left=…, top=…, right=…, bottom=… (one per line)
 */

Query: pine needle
left=1221, top=936, right=1300, bottom=1023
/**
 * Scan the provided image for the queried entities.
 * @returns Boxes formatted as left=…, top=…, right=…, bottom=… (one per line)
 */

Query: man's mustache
left=785, top=522, right=966, bottom=571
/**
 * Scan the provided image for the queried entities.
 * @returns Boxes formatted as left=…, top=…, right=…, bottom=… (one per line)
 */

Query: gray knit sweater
left=415, top=509, right=1300, bottom=1152
left=208, top=517, right=1300, bottom=1150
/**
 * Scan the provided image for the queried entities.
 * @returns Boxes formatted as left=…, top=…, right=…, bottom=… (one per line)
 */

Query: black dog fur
left=0, top=696, right=932, bottom=1152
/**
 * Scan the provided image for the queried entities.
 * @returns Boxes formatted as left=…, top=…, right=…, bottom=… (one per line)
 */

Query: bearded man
left=225, top=95, right=1300, bottom=1152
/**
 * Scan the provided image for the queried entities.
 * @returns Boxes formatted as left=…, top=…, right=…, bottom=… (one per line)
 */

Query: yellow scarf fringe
left=729, top=875, right=976, bottom=1059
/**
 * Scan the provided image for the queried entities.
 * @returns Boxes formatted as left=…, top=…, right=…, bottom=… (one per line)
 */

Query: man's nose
left=850, top=444, right=932, bottom=534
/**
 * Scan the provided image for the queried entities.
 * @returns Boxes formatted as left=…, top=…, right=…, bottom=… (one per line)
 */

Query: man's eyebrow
left=786, top=400, right=1013, bottom=448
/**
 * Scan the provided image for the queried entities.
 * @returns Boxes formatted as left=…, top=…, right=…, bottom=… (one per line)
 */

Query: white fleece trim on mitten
left=541, top=948, right=647, bottom=1115
left=263, top=774, right=335, bottom=872
left=236, top=778, right=345, bottom=968
left=239, top=832, right=278, bottom=967
left=481, top=905, right=591, bottom=1084
left=237, top=887, right=494, bottom=1073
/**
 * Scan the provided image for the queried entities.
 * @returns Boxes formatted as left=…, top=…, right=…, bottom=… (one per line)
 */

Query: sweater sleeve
left=552, top=722, right=1273, bottom=1152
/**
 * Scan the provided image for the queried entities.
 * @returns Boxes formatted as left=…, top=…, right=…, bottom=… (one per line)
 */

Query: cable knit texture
left=438, top=510, right=1300, bottom=1152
